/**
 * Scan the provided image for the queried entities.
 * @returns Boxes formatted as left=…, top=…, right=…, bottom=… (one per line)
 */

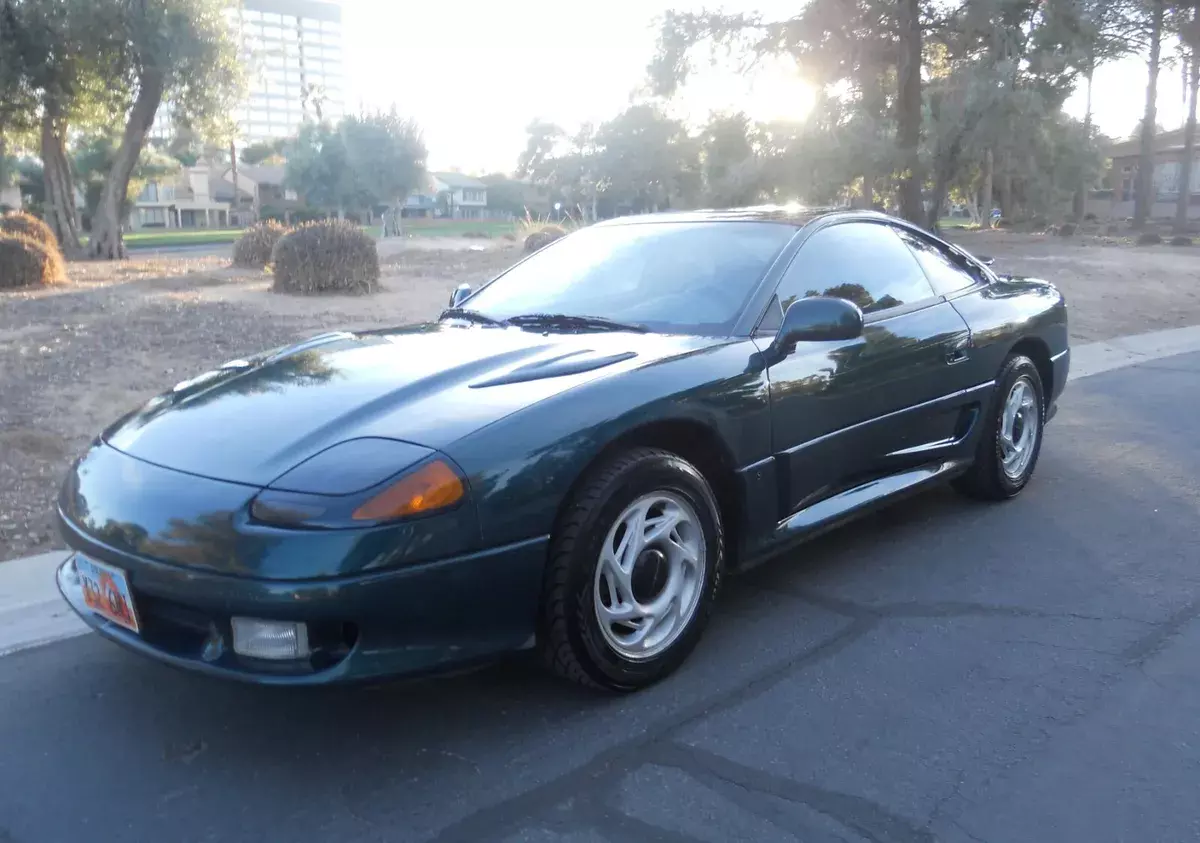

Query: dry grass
left=0, top=234, right=69, bottom=289
left=232, top=220, right=289, bottom=269
left=271, top=219, right=381, bottom=295
left=0, top=211, right=59, bottom=253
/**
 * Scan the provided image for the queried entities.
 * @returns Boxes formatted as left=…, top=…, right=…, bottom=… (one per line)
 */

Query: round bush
left=233, top=220, right=289, bottom=268
left=523, top=224, right=567, bottom=254
left=0, top=211, right=59, bottom=253
left=0, top=233, right=69, bottom=289
left=270, top=219, right=380, bottom=295
left=1137, top=232, right=1163, bottom=246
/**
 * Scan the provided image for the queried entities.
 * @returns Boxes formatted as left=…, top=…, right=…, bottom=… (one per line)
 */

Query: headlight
left=351, top=460, right=464, bottom=521
left=249, top=455, right=467, bottom=529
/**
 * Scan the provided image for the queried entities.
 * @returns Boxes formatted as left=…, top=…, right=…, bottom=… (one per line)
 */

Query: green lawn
left=115, top=219, right=516, bottom=249
left=121, top=229, right=244, bottom=249
left=936, top=217, right=980, bottom=229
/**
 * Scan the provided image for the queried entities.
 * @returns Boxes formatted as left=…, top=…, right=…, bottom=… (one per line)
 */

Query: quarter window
left=773, top=222, right=937, bottom=316
left=893, top=227, right=981, bottom=296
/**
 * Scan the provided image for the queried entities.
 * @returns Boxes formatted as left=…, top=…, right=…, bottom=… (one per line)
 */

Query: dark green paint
left=55, top=209, right=1069, bottom=684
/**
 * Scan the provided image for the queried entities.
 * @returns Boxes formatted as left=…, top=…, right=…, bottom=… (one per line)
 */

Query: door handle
left=946, top=345, right=970, bottom=364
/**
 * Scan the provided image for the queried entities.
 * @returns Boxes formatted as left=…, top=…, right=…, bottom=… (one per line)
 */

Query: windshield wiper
left=504, top=313, right=648, bottom=333
left=439, top=307, right=506, bottom=327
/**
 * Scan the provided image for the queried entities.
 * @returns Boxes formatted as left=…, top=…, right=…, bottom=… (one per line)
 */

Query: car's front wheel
left=954, top=353, right=1046, bottom=500
left=539, top=447, right=723, bottom=691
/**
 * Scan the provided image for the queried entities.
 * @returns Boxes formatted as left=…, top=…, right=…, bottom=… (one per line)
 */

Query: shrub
left=1084, top=212, right=1098, bottom=222
left=1056, top=222, right=1076, bottom=237
left=0, top=211, right=58, bottom=253
left=232, top=220, right=289, bottom=268
left=0, top=233, right=68, bottom=289
left=1137, top=232, right=1163, bottom=246
left=270, top=219, right=379, bottom=295
left=1169, top=235, right=1193, bottom=247
left=523, top=223, right=567, bottom=254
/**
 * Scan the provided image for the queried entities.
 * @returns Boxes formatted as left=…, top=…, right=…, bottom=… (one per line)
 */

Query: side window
left=893, top=228, right=981, bottom=296
left=773, top=222, right=937, bottom=316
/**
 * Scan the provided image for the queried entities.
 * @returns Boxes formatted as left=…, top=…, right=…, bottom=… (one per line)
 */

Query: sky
left=341, top=0, right=1185, bottom=176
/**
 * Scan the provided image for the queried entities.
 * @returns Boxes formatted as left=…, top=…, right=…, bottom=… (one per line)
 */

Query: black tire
left=539, top=447, right=724, bottom=691
left=953, top=353, right=1046, bottom=501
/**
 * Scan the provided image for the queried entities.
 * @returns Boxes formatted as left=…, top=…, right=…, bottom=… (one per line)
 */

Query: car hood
left=103, top=323, right=719, bottom=487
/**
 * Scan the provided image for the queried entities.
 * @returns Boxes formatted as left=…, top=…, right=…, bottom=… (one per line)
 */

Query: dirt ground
left=1, top=230, right=1197, bottom=562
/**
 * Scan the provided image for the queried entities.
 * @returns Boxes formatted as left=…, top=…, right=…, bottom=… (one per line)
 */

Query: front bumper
left=56, top=532, right=549, bottom=685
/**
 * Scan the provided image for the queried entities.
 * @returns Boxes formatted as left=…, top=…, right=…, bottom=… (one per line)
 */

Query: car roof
left=590, top=205, right=854, bottom=230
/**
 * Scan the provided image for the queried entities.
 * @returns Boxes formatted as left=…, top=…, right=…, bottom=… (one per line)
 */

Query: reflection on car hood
left=103, top=323, right=718, bottom=487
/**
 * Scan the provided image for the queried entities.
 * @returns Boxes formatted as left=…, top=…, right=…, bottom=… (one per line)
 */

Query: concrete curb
left=4, top=323, right=1200, bottom=659
left=1066, top=325, right=1200, bottom=382
left=0, top=551, right=83, bottom=657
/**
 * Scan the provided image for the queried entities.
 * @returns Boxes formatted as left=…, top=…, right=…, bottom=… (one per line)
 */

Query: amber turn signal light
left=351, top=460, right=464, bottom=521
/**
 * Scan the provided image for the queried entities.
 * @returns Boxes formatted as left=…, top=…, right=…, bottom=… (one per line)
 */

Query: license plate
left=76, top=554, right=141, bottom=634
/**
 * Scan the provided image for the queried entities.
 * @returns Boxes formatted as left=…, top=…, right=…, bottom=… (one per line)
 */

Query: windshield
left=460, top=222, right=797, bottom=335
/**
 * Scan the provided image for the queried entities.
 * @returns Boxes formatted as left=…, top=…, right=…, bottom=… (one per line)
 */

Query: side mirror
left=448, top=283, right=472, bottom=308
left=771, top=296, right=863, bottom=358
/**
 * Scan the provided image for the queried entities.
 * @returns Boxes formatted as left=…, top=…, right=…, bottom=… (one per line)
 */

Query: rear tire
left=953, top=354, right=1045, bottom=501
left=539, top=447, right=723, bottom=691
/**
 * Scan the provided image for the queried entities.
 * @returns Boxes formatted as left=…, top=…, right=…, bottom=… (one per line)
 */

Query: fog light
left=231, top=617, right=310, bottom=660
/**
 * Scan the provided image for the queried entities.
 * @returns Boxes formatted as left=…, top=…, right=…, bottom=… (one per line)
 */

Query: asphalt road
left=3, top=353, right=1200, bottom=843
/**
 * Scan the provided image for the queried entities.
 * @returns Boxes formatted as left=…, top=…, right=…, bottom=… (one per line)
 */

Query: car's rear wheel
left=953, top=353, right=1045, bottom=501
left=539, top=447, right=723, bottom=691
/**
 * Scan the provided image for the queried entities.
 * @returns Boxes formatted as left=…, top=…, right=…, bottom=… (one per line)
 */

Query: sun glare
left=675, top=58, right=816, bottom=126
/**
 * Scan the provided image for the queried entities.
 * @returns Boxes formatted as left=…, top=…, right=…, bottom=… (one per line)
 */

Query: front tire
left=539, top=447, right=724, bottom=691
left=954, top=353, right=1045, bottom=501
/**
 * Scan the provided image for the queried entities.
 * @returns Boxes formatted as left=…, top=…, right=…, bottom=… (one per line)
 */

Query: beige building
left=130, top=164, right=231, bottom=230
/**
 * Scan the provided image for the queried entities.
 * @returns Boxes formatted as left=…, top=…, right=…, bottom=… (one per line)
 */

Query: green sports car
left=55, top=207, right=1069, bottom=691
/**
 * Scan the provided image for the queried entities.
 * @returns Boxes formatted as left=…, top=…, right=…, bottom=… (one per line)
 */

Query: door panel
left=767, top=301, right=974, bottom=512
left=761, top=220, right=979, bottom=518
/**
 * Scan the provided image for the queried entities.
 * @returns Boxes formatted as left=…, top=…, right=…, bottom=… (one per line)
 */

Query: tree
left=1070, top=0, right=1143, bottom=220
left=516, top=119, right=565, bottom=179
left=895, top=0, right=924, bottom=223
left=1174, top=0, right=1200, bottom=233
left=88, top=0, right=243, bottom=259
left=341, top=108, right=427, bottom=236
left=649, top=2, right=933, bottom=225
left=240, top=139, right=286, bottom=166
left=593, top=104, right=695, bottom=213
left=283, top=121, right=358, bottom=216
left=164, top=117, right=229, bottom=167
left=72, top=131, right=179, bottom=225
left=1, top=0, right=127, bottom=252
left=1134, top=0, right=1166, bottom=228
left=698, top=112, right=766, bottom=207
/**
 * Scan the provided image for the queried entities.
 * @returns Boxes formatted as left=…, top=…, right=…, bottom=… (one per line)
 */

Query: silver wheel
left=1000, top=376, right=1040, bottom=480
left=593, top=491, right=707, bottom=662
